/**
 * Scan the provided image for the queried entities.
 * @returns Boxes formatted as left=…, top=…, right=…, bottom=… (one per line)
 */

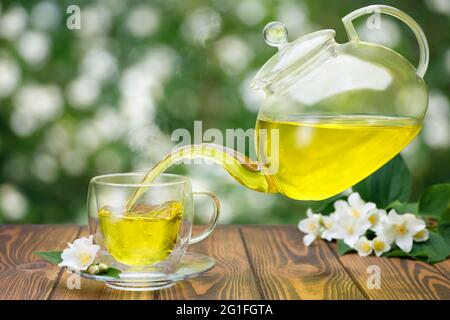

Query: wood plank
left=159, top=225, right=261, bottom=300
left=50, top=227, right=158, bottom=300
left=436, top=260, right=450, bottom=279
left=51, top=271, right=159, bottom=300
left=0, top=224, right=80, bottom=300
left=333, top=245, right=450, bottom=300
left=3, top=224, right=448, bottom=300
left=240, top=225, right=366, bottom=300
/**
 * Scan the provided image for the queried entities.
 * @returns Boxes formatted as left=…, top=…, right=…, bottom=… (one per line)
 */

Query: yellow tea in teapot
left=256, top=115, right=421, bottom=200
left=98, top=201, right=183, bottom=266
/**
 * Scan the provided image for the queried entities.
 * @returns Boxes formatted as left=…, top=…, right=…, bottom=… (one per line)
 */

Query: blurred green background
left=0, top=0, right=449, bottom=224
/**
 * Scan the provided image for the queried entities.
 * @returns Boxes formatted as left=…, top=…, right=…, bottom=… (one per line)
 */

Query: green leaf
left=409, top=232, right=450, bottom=263
left=386, top=201, right=418, bottom=214
left=419, top=184, right=450, bottom=219
left=353, top=155, right=411, bottom=208
left=336, top=240, right=354, bottom=255
left=103, top=267, right=121, bottom=279
left=383, top=233, right=450, bottom=263
left=365, top=230, right=376, bottom=240
left=34, top=251, right=63, bottom=264
left=383, top=249, right=410, bottom=258
left=441, top=207, right=450, bottom=222
left=438, top=221, right=450, bottom=246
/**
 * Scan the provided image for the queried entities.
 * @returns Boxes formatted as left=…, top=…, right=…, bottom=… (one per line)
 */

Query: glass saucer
left=80, top=252, right=215, bottom=291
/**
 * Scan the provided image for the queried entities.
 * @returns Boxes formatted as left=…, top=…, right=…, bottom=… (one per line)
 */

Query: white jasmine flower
left=59, top=235, right=100, bottom=271
left=332, top=194, right=372, bottom=247
left=353, top=236, right=373, bottom=256
left=298, top=209, right=322, bottom=246
left=372, top=236, right=391, bottom=257
left=413, top=228, right=429, bottom=242
left=320, top=213, right=340, bottom=241
left=335, top=192, right=376, bottom=221
left=333, top=212, right=371, bottom=247
left=378, top=210, right=426, bottom=253
left=368, top=209, right=386, bottom=232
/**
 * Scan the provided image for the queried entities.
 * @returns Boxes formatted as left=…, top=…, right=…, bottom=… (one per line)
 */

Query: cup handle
left=342, top=5, right=429, bottom=78
left=189, top=191, right=221, bottom=244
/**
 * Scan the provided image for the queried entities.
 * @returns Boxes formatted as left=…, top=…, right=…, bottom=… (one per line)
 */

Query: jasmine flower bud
left=87, top=264, right=100, bottom=275
left=98, top=263, right=108, bottom=273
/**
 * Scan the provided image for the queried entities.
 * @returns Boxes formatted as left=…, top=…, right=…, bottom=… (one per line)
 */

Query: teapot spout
left=162, top=144, right=277, bottom=193
left=186, top=143, right=278, bottom=193
left=126, top=144, right=278, bottom=209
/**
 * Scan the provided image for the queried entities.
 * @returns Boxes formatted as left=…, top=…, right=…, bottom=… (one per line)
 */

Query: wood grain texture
left=334, top=245, right=450, bottom=300
left=50, top=227, right=158, bottom=300
left=0, top=224, right=80, bottom=300
left=240, top=225, right=366, bottom=300
left=1, top=224, right=449, bottom=300
left=51, top=271, right=158, bottom=300
left=436, top=260, right=450, bottom=280
left=159, top=225, right=261, bottom=300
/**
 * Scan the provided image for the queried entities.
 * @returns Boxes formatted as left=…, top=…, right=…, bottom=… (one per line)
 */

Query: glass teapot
left=130, top=5, right=429, bottom=205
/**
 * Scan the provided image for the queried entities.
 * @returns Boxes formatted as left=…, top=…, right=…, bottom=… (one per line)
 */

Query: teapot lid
left=252, top=22, right=335, bottom=90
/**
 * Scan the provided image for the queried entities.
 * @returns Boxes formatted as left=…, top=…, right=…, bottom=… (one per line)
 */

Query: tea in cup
left=88, top=173, right=220, bottom=271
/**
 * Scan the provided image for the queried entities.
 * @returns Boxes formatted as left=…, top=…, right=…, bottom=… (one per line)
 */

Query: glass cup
left=87, top=173, right=220, bottom=290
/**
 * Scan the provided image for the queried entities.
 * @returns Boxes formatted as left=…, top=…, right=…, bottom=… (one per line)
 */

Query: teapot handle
left=342, top=5, right=429, bottom=78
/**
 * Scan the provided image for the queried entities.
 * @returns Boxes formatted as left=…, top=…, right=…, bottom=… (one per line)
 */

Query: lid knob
left=263, top=21, right=288, bottom=49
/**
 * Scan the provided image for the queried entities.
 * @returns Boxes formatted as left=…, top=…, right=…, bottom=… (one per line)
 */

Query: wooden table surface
left=0, top=224, right=449, bottom=300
